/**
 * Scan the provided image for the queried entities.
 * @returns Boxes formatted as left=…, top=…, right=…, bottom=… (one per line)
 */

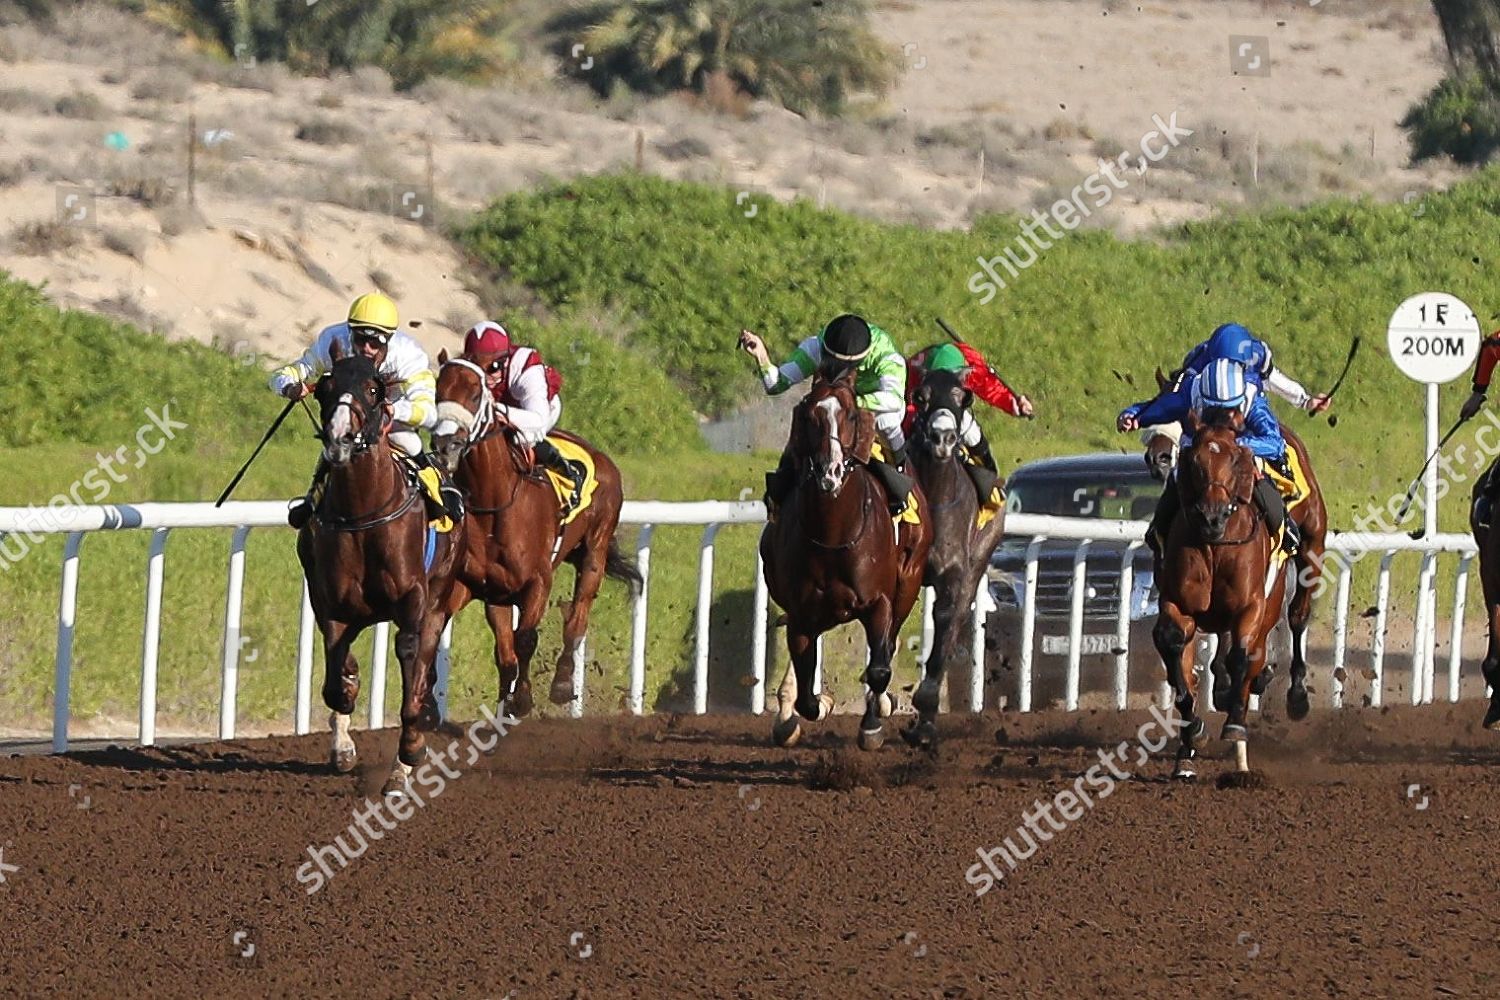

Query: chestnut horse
left=762, top=369, right=932, bottom=750
left=1468, top=471, right=1500, bottom=728
left=297, top=351, right=467, bottom=795
left=905, top=367, right=1006, bottom=747
left=1142, top=389, right=1327, bottom=721
left=430, top=354, right=639, bottom=716
left=1155, top=409, right=1288, bottom=779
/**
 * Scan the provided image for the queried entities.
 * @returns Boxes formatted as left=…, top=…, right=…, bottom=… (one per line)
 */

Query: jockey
left=1172, top=322, right=1331, bottom=415
left=460, top=321, right=586, bottom=504
left=1119, top=358, right=1300, bottom=555
left=270, top=292, right=463, bottom=530
left=905, top=342, right=1033, bottom=504
left=1461, top=330, right=1500, bottom=524
left=739, top=314, right=911, bottom=517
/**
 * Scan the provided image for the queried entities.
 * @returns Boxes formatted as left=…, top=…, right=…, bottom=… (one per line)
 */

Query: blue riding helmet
left=1192, top=358, right=1250, bottom=413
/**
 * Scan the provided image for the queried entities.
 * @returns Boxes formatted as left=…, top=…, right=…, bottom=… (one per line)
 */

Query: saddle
left=508, top=433, right=599, bottom=525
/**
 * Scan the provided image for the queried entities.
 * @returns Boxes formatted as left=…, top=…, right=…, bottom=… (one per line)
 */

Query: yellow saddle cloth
left=957, top=444, right=1006, bottom=530
left=541, top=435, right=599, bottom=526
left=1257, top=448, right=1312, bottom=514
left=868, top=440, right=922, bottom=526
left=407, top=460, right=455, bottom=534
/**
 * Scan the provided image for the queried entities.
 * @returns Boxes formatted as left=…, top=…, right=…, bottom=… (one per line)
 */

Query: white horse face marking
left=1208, top=442, right=1221, bottom=454
left=324, top=393, right=357, bottom=463
left=814, top=397, right=847, bottom=494
left=928, top=409, right=959, bottom=459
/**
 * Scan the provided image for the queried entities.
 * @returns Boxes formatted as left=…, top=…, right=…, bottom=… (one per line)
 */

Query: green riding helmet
left=926, top=343, right=968, bottom=374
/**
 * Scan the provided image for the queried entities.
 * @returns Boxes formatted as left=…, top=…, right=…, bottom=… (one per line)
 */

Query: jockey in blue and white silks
left=1180, top=322, right=1331, bottom=414
left=1119, top=359, right=1300, bottom=555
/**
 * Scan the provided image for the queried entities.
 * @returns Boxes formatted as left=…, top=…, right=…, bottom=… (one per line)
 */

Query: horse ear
left=1228, top=407, right=1246, bottom=432
left=853, top=409, right=877, bottom=464
left=1184, top=409, right=1201, bottom=435
left=961, top=387, right=974, bottom=410
left=1155, top=365, right=1169, bottom=391
left=438, top=347, right=449, bottom=365
left=329, top=338, right=345, bottom=363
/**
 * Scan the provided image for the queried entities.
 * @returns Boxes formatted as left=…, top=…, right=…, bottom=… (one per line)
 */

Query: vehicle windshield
left=1005, top=471, right=1160, bottom=520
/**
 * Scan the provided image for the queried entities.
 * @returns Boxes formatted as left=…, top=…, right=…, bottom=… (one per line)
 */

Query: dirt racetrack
left=3, top=703, right=1500, bottom=998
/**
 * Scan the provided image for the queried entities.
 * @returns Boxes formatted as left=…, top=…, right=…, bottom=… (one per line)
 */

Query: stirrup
left=288, top=499, right=313, bottom=530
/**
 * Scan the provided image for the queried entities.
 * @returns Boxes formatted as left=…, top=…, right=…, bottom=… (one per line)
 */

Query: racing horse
left=1154, top=408, right=1289, bottom=778
left=1469, top=472, right=1500, bottom=728
left=429, top=352, right=639, bottom=717
left=904, top=367, right=1006, bottom=747
left=297, top=349, right=467, bottom=795
left=1141, top=375, right=1327, bottom=722
left=762, top=368, right=933, bottom=750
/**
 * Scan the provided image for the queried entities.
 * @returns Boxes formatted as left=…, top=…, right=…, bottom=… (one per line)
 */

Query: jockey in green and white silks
left=739, top=314, right=912, bottom=516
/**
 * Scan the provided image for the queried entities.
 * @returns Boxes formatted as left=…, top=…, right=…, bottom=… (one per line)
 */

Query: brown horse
left=1155, top=409, right=1288, bottom=779
left=762, top=369, right=933, bottom=750
left=1142, top=417, right=1327, bottom=720
left=429, top=353, right=640, bottom=716
left=297, top=350, right=467, bottom=795
left=1469, top=468, right=1500, bottom=728
left=904, top=367, right=1007, bottom=747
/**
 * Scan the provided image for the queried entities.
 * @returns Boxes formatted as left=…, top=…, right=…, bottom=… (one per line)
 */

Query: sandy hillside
left=0, top=1, right=1461, bottom=369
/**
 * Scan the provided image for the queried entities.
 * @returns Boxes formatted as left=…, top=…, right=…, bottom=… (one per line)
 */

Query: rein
left=312, top=375, right=423, bottom=533
left=802, top=468, right=876, bottom=551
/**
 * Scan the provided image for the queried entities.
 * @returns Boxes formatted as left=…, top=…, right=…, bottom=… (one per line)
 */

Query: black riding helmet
left=818, top=314, right=872, bottom=380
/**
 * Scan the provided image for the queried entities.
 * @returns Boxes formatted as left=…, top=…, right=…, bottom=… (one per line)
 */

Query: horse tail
left=605, top=535, right=644, bottom=596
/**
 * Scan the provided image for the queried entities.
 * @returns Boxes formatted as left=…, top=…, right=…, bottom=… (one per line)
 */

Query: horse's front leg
left=772, top=623, right=830, bottom=747
left=553, top=540, right=607, bottom=706
left=1220, top=607, right=1266, bottom=768
left=858, top=595, right=895, bottom=752
left=320, top=619, right=361, bottom=773
left=910, top=571, right=957, bottom=745
left=1154, top=601, right=1203, bottom=779
left=1479, top=556, right=1500, bottom=729
left=385, top=597, right=437, bottom=797
left=1285, top=548, right=1322, bottom=721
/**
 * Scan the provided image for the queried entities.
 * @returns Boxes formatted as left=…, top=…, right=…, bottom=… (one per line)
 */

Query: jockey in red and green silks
left=739, top=314, right=913, bottom=516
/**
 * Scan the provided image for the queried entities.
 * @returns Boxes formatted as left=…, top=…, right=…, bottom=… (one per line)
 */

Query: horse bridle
left=316, top=374, right=391, bottom=455
left=313, top=371, right=422, bottom=532
left=796, top=393, right=861, bottom=483
left=434, top=357, right=527, bottom=515
left=1186, top=468, right=1258, bottom=546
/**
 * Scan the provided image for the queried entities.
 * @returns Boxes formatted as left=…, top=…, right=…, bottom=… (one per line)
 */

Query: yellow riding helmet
left=347, top=292, right=399, bottom=336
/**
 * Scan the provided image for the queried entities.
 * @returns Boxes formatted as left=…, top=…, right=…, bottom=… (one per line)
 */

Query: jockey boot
left=412, top=451, right=466, bottom=523
left=966, top=437, right=1002, bottom=506
left=534, top=438, right=585, bottom=511
left=288, top=457, right=328, bottom=530
left=1477, top=463, right=1500, bottom=528
left=764, top=450, right=796, bottom=522
left=871, top=443, right=914, bottom=517
left=1146, top=474, right=1180, bottom=557
left=1253, top=475, right=1297, bottom=555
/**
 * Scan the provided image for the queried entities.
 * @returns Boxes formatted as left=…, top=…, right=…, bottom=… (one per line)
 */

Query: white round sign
left=1386, top=292, right=1481, bottom=384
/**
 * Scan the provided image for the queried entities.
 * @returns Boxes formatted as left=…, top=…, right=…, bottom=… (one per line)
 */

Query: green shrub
left=549, top=0, right=898, bottom=117
left=1401, top=72, right=1500, bottom=164
left=140, top=0, right=517, bottom=89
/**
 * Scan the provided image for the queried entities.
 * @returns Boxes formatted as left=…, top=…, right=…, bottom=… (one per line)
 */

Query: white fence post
left=295, top=580, right=315, bottom=734
left=52, top=532, right=84, bottom=754
left=218, top=526, right=251, bottom=741
left=1114, top=542, right=1141, bottom=711
left=970, top=578, right=988, bottom=713
left=368, top=621, right=391, bottom=729
left=1412, top=551, right=1436, bottom=706
left=693, top=523, right=721, bottom=714
left=1065, top=539, right=1092, bottom=712
left=1331, top=559, right=1352, bottom=709
left=751, top=534, right=769, bottom=715
left=1018, top=537, right=1046, bottom=712
left=139, top=528, right=170, bottom=746
left=434, top=618, right=452, bottom=719
left=1451, top=553, right=1474, bottom=704
left=628, top=524, right=654, bottom=715
left=1371, top=551, right=1396, bottom=709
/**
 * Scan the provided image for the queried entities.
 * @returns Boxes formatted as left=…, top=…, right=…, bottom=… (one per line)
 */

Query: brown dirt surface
left=2, top=703, right=1499, bottom=997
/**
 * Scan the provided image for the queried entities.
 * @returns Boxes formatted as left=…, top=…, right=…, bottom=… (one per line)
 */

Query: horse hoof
left=1171, top=766, right=1197, bottom=781
left=912, top=678, right=941, bottom=717
left=1287, top=686, right=1310, bottom=721
left=1251, top=664, right=1275, bottom=696
left=1184, top=719, right=1208, bottom=751
left=772, top=717, right=802, bottom=747
left=1484, top=701, right=1500, bottom=731
left=1222, top=723, right=1248, bottom=743
left=330, top=747, right=357, bottom=773
left=876, top=691, right=894, bottom=719
left=381, top=760, right=414, bottom=798
left=817, top=693, right=834, bottom=721
left=548, top=679, right=576, bottom=706
left=901, top=721, right=937, bottom=750
left=505, top=687, right=534, bottom=718
left=858, top=726, right=885, bottom=752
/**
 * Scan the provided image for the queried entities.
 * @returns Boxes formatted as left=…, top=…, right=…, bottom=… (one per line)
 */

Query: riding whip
left=1395, top=412, right=1469, bottom=522
left=1310, top=336, right=1361, bottom=417
left=215, top=397, right=297, bottom=507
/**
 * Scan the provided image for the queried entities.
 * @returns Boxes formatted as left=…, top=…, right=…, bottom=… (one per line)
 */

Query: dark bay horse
left=297, top=350, right=467, bottom=795
left=430, top=353, right=639, bottom=716
left=905, top=368, right=1007, bottom=747
left=1155, top=410, right=1288, bottom=779
left=762, top=369, right=933, bottom=750
left=1468, top=472, right=1500, bottom=728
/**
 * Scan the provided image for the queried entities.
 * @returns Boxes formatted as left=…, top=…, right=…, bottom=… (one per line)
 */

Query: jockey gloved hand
left=281, top=382, right=311, bottom=402
left=1306, top=393, right=1332, bottom=414
left=1017, top=395, right=1035, bottom=418
left=1117, top=408, right=1140, bottom=433
left=1462, top=390, right=1487, bottom=422
left=739, top=329, right=771, bottom=368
